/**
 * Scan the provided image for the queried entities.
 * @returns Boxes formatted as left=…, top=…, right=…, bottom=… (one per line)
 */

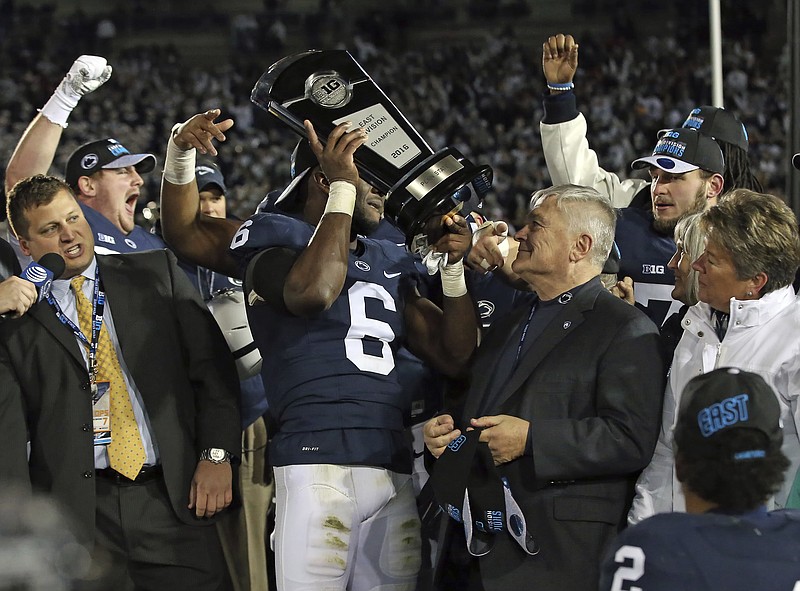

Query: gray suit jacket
left=0, top=250, right=241, bottom=543
left=442, top=278, right=665, bottom=591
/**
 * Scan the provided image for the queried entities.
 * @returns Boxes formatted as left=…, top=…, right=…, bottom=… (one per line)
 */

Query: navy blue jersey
left=230, top=212, right=421, bottom=471
left=466, top=270, right=536, bottom=330
left=82, top=204, right=167, bottom=254
left=600, top=508, right=800, bottom=591
left=615, top=207, right=682, bottom=327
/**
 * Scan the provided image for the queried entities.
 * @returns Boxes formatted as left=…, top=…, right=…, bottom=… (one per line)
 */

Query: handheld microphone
left=21, top=253, right=66, bottom=302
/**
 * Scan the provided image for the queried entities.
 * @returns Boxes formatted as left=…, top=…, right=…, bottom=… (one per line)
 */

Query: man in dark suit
left=424, top=184, right=665, bottom=591
left=0, top=175, right=241, bottom=590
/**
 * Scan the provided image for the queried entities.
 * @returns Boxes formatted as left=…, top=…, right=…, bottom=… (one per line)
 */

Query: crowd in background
left=0, top=1, right=789, bottom=228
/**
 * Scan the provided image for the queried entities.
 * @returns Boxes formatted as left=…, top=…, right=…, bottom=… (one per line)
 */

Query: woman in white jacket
left=629, top=188, right=800, bottom=523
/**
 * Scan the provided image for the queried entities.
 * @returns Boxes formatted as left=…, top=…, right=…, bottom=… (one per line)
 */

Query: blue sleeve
left=542, top=91, right=579, bottom=125
left=229, top=212, right=313, bottom=276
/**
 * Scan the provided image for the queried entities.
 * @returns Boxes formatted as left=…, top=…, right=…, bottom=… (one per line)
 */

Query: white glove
left=40, top=56, right=112, bottom=128
left=421, top=249, right=449, bottom=275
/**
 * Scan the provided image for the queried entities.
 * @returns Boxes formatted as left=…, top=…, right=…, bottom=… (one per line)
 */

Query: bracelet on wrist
left=547, top=81, right=575, bottom=92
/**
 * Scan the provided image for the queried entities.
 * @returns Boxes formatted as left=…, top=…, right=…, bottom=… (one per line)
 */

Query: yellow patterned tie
left=71, top=275, right=146, bottom=480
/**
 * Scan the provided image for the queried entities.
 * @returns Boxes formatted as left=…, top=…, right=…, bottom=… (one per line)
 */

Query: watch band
left=200, top=447, right=232, bottom=464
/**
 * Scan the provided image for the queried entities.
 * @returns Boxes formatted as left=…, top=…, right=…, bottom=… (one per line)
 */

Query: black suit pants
left=86, top=471, right=227, bottom=591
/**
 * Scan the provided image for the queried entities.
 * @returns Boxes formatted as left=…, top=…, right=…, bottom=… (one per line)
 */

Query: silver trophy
left=251, top=49, right=493, bottom=252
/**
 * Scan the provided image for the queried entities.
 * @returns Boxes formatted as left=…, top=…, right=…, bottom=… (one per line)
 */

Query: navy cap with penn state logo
left=65, top=138, right=157, bottom=189
left=631, top=128, right=725, bottom=175
left=674, top=367, right=783, bottom=460
left=194, top=160, right=227, bottom=194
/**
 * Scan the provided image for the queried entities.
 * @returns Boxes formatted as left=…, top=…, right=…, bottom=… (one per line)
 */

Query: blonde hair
left=673, top=213, right=706, bottom=305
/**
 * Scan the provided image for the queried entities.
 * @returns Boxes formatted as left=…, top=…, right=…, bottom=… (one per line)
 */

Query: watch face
left=210, top=448, right=225, bottom=462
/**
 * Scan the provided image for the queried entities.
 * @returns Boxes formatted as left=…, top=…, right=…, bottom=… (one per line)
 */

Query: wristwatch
left=199, top=448, right=232, bottom=464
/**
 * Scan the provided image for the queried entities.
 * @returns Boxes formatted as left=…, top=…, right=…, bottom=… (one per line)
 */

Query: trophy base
left=384, top=147, right=493, bottom=253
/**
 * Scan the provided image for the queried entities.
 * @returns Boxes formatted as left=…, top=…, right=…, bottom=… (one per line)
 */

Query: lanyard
left=513, top=302, right=537, bottom=368
left=47, top=266, right=106, bottom=386
left=512, top=291, right=573, bottom=368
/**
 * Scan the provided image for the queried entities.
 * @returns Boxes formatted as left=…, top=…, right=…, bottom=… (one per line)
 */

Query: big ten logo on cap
left=697, top=393, right=749, bottom=437
left=654, top=137, right=686, bottom=158
left=334, top=105, right=422, bottom=168
left=683, top=109, right=704, bottom=130
left=448, top=433, right=467, bottom=452
left=106, top=139, right=129, bottom=157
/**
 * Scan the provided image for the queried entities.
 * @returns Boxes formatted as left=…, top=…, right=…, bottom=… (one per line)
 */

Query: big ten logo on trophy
left=251, top=49, right=493, bottom=256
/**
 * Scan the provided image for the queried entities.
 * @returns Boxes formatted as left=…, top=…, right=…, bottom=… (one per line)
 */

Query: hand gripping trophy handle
left=251, top=49, right=493, bottom=253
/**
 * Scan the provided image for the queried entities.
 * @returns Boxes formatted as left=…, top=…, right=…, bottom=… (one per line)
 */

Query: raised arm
left=160, top=109, right=241, bottom=278
left=5, top=56, right=111, bottom=192
left=540, top=34, right=644, bottom=208
left=282, top=120, right=368, bottom=317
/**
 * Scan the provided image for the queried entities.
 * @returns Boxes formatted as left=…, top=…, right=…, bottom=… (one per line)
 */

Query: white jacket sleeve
left=627, top=378, right=678, bottom=524
left=540, top=112, right=647, bottom=209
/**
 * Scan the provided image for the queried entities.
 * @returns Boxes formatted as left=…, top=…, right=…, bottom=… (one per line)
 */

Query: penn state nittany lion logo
left=81, top=154, right=99, bottom=170
left=477, top=300, right=495, bottom=319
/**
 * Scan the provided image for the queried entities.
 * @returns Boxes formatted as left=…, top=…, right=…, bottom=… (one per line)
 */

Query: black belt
left=95, top=465, right=162, bottom=485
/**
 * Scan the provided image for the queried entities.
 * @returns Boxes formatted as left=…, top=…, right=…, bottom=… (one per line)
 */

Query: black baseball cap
left=65, top=138, right=156, bottom=189
left=792, top=153, right=800, bottom=170
left=269, top=139, right=320, bottom=210
left=632, top=128, right=725, bottom=175
left=430, top=429, right=537, bottom=557
left=291, top=138, right=317, bottom=180
left=679, top=106, right=749, bottom=152
left=674, top=368, right=783, bottom=461
left=194, top=160, right=227, bottom=193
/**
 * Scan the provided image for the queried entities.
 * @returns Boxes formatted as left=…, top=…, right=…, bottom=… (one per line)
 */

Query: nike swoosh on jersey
left=384, top=271, right=401, bottom=278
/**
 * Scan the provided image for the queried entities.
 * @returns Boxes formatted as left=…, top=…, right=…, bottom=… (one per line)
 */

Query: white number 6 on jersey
left=230, top=219, right=253, bottom=250
left=345, top=281, right=396, bottom=375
